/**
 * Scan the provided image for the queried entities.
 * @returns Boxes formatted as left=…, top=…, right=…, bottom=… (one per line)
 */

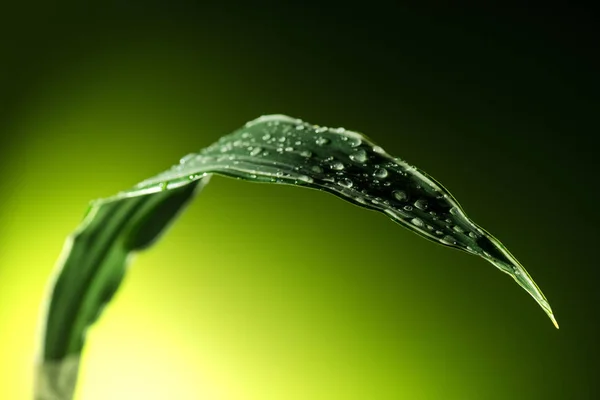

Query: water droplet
left=403, top=205, right=413, bottom=211
left=300, top=150, right=312, bottom=158
left=468, top=232, right=478, bottom=239
left=296, top=175, right=314, bottom=184
left=179, top=153, right=195, bottom=164
left=311, top=165, right=323, bottom=173
left=393, top=190, right=408, bottom=201
left=348, top=137, right=362, bottom=148
left=374, top=168, right=388, bottom=178
left=316, top=137, right=330, bottom=146
left=339, top=178, right=353, bottom=188
left=373, top=146, right=385, bottom=155
left=453, top=225, right=464, bottom=233
left=441, top=235, right=457, bottom=245
left=414, top=199, right=428, bottom=210
left=349, top=149, right=367, bottom=163
left=241, top=132, right=251, bottom=139
left=449, top=207, right=460, bottom=216
left=435, top=230, right=443, bottom=236
left=336, top=127, right=346, bottom=133
left=331, top=161, right=345, bottom=170
left=295, top=124, right=305, bottom=130
left=426, top=224, right=434, bottom=231
left=411, top=218, right=424, bottom=228
left=262, top=133, right=271, bottom=140
left=250, top=147, right=263, bottom=156
left=285, top=146, right=294, bottom=152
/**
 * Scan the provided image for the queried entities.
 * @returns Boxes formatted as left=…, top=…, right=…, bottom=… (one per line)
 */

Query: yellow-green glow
left=0, top=33, right=568, bottom=400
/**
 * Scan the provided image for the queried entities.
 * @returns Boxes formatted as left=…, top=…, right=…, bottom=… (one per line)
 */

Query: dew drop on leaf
left=441, top=235, right=458, bottom=245
left=373, top=146, right=385, bottom=154
left=348, top=137, right=362, bottom=148
left=179, top=153, right=195, bottom=164
left=349, top=149, right=367, bottom=163
left=411, top=218, right=425, bottom=228
left=414, top=199, right=428, bottom=210
left=374, top=168, right=388, bottom=178
left=331, top=161, right=345, bottom=171
left=316, top=137, right=330, bottom=146
left=393, top=190, right=408, bottom=201
left=339, top=178, right=353, bottom=188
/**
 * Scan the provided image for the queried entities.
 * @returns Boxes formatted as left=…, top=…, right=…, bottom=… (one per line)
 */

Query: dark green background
left=1, top=3, right=597, bottom=399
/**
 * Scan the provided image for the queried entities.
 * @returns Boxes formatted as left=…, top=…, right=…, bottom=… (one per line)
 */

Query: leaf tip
left=549, top=311, right=559, bottom=329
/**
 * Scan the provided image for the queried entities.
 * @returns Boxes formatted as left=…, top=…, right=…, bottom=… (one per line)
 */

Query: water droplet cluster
left=116, top=114, right=559, bottom=327
left=130, top=115, right=493, bottom=255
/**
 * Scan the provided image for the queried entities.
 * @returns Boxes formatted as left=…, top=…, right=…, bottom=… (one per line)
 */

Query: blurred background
left=0, top=3, right=598, bottom=399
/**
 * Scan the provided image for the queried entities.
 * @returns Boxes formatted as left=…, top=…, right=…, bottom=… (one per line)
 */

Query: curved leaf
left=36, top=114, right=557, bottom=400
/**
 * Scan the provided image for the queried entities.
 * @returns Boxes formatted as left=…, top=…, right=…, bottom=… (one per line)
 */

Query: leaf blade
left=37, top=114, right=557, bottom=399
left=125, top=114, right=557, bottom=328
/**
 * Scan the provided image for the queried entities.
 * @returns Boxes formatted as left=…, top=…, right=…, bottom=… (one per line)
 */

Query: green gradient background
left=1, top=4, right=598, bottom=399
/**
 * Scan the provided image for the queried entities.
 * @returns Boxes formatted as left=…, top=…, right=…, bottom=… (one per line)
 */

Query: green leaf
left=36, top=114, right=557, bottom=399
